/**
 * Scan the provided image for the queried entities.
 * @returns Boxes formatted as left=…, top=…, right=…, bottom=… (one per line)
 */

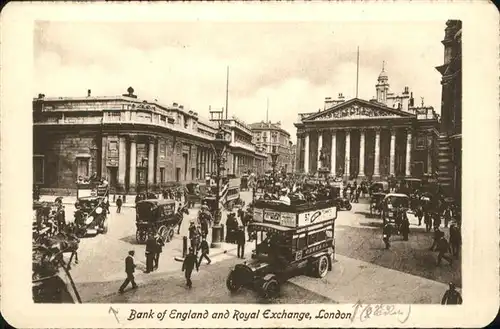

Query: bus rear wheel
left=314, top=255, right=329, bottom=278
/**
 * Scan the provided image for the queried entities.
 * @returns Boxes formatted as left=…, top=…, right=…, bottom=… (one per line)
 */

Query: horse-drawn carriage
left=135, top=199, right=186, bottom=244
left=32, top=230, right=81, bottom=303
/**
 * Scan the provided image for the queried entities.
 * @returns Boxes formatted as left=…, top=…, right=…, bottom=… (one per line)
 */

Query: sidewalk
left=289, top=254, right=460, bottom=304
left=39, top=195, right=137, bottom=207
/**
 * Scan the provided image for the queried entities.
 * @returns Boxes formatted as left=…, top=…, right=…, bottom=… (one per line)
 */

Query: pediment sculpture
left=309, top=105, right=400, bottom=121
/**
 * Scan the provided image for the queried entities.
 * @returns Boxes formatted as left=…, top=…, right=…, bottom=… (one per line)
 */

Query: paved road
left=59, top=192, right=460, bottom=303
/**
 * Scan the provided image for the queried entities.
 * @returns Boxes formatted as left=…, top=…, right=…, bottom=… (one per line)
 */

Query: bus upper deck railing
left=253, top=199, right=336, bottom=214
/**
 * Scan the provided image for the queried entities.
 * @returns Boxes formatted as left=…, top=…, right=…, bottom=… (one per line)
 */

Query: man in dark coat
left=441, top=282, right=462, bottom=304
left=188, top=222, right=200, bottom=254
left=225, top=213, right=238, bottom=244
left=116, top=196, right=123, bottom=213
left=182, top=248, right=199, bottom=288
left=400, top=216, right=410, bottom=241
left=198, top=237, right=211, bottom=266
left=145, top=235, right=156, bottom=273
left=236, top=227, right=246, bottom=259
left=382, top=223, right=393, bottom=249
left=436, top=235, right=453, bottom=266
left=119, top=250, right=138, bottom=293
left=153, top=234, right=164, bottom=270
left=449, top=223, right=461, bottom=258
left=415, top=205, right=423, bottom=226
left=430, top=228, right=445, bottom=251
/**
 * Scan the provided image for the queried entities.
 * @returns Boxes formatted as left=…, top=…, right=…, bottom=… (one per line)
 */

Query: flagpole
left=356, top=46, right=359, bottom=98
left=266, top=98, right=269, bottom=122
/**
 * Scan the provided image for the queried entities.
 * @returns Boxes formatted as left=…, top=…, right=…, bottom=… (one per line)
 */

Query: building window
left=33, top=155, right=44, bottom=184
left=108, top=141, right=118, bottom=151
left=416, top=136, right=426, bottom=150
left=76, top=158, right=90, bottom=179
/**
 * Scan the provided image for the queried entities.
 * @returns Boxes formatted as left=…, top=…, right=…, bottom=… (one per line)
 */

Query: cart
left=135, top=199, right=177, bottom=244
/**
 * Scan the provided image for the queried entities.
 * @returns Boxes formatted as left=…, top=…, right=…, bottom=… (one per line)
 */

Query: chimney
left=338, top=93, right=345, bottom=101
left=38, top=93, right=45, bottom=99
left=87, top=89, right=91, bottom=97
left=173, top=102, right=178, bottom=107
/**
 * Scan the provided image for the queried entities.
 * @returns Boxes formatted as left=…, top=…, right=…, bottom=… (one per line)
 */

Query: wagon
left=135, top=199, right=177, bottom=244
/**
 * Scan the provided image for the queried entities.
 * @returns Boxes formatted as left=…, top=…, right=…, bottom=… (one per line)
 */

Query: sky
left=34, top=21, right=446, bottom=141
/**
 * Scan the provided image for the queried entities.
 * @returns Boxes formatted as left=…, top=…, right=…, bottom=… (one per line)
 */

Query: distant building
left=435, top=20, right=462, bottom=200
left=249, top=121, right=295, bottom=173
left=294, top=68, right=440, bottom=180
left=33, top=87, right=267, bottom=194
left=208, top=109, right=267, bottom=177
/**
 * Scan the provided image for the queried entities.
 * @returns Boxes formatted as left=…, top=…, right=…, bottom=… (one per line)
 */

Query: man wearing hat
left=153, top=234, right=164, bottom=270
left=198, top=237, right=211, bottom=266
left=145, top=234, right=156, bottom=273
left=236, top=226, right=246, bottom=259
left=188, top=221, right=200, bottom=254
left=182, top=248, right=199, bottom=288
left=441, top=282, right=462, bottom=304
left=119, top=250, right=138, bottom=293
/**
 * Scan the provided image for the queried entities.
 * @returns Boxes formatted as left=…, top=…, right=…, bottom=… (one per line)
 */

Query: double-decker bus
left=226, top=199, right=337, bottom=298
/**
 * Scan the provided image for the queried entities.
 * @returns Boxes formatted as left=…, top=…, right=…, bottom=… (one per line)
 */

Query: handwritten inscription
left=352, top=301, right=411, bottom=323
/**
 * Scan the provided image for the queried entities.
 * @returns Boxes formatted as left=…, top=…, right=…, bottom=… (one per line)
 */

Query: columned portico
left=129, top=136, right=137, bottom=192
left=148, top=137, right=155, bottom=185
left=358, top=128, right=365, bottom=178
left=405, top=129, right=412, bottom=176
left=118, top=135, right=127, bottom=191
left=330, top=129, right=336, bottom=174
left=389, top=128, right=396, bottom=176
left=344, top=129, right=351, bottom=178
left=373, top=128, right=381, bottom=178
left=304, top=133, right=310, bottom=173
left=317, top=132, right=323, bottom=169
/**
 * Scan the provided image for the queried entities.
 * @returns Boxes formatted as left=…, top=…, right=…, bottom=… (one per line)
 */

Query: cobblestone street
left=50, top=191, right=460, bottom=304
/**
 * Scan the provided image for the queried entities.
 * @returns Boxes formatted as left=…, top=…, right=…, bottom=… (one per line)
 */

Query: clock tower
left=376, top=61, right=390, bottom=105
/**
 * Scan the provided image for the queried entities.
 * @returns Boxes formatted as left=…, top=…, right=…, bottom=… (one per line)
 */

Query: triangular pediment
left=303, top=98, right=415, bottom=122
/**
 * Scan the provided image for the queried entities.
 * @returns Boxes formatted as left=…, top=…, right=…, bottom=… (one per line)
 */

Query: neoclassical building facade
left=33, top=87, right=267, bottom=194
left=295, top=69, right=440, bottom=180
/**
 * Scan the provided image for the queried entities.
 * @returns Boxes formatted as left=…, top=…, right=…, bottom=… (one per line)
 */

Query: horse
left=46, top=231, right=80, bottom=270
left=174, top=204, right=190, bottom=234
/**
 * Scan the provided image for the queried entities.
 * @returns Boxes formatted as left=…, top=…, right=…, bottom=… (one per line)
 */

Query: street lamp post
left=141, top=157, right=149, bottom=196
left=271, top=146, right=279, bottom=190
left=211, top=128, right=231, bottom=248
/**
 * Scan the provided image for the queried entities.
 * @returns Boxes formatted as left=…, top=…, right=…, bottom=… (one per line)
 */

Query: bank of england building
left=33, top=87, right=267, bottom=195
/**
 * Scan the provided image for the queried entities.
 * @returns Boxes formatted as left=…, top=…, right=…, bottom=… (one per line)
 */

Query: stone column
left=389, top=128, right=396, bottom=176
left=345, top=129, right=351, bottom=177
left=148, top=137, right=155, bottom=186
left=317, top=131, right=323, bottom=170
left=405, top=129, right=412, bottom=176
left=359, top=128, right=365, bottom=177
left=235, top=154, right=239, bottom=176
left=129, top=136, right=137, bottom=192
left=304, top=132, right=310, bottom=173
left=373, top=128, right=381, bottom=178
left=118, top=135, right=127, bottom=191
left=330, top=129, right=336, bottom=175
